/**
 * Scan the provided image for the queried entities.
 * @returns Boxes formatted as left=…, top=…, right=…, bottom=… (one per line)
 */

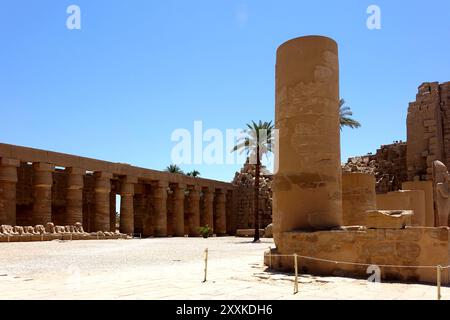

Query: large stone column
left=273, top=36, right=342, bottom=237
left=32, top=162, right=54, bottom=225
left=120, top=176, right=137, bottom=234
left=226, top=189, right=237, bottom=235
left=0, top=158, right=20, bottom=225
left=94, top=171, right=112, bottom=231
left=152, top=181, right=168, bottom=237
left=202, top=187, right=214, bottom=232
left=187, top=186, right=201, bottom=236
left=214, top=189, right=227, bottom=235
left=173, top=183, right=186, bottom=236
left=65, top=167, right=84, bottom=225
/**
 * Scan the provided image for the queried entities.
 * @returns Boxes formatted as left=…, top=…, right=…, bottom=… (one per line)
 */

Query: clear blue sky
left=1, top=0, right=449, bottom=182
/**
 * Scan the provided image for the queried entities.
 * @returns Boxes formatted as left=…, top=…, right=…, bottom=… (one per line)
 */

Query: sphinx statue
left=433, top=160, right=450, bottom=227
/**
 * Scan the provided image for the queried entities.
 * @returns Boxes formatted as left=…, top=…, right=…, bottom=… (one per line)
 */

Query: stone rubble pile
left=0, top=222, right=130, bottom=242
left=342, top=142, right=407, bottom=194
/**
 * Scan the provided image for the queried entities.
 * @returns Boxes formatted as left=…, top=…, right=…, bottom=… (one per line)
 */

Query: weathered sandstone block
left=366, top=210, right=413, bottom=229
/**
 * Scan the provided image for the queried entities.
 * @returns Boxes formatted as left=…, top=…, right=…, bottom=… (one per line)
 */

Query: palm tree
left=186, top=170, right=201, bottom=177
left=339, top=99, right=361, bottom=130
left=165, top=164, right=184, bottom=174
left=231, top=120, right=275, bottom=242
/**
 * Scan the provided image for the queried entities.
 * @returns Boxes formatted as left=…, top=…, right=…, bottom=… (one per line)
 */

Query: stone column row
left=0, top=157, right=233, bottom=237
left=0, top=158, right=20, bottom=225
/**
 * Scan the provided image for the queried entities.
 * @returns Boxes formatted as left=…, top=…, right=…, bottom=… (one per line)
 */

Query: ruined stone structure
left=265, top=36, right=450, bottom=284
left=0, top=143, right=237, bottom=237
left=232, top=160, right=272, bottom=230
left=407, top=82, right=450, bottom=181
left=344, top=81, right=450, bottom=193
left=343, top=142, right=407, bottom=194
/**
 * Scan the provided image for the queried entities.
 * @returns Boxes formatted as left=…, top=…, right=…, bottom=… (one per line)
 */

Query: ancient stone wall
left=232, top=161, right=272, bottom=229
left=343, top=142, right=407, bottom=194
left=407, top=82, right=450, bottom=181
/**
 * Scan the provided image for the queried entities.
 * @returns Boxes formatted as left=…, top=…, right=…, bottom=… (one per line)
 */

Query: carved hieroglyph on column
left=202, top=187, right=214, bottom=233
left=120, top=176, right=137, bottom=234
left=173, top=183, right=185, bottom=236
left=214, top=189, right=227, bottom=235
left=65, top=167, right=84, bottom=225
left=32, top=162, right=55, bottom=225
left=0, top=158, right=20, bottom=225
left=273, top=36, right=342, bottom=242
left=152, top=181, right=168, bottom=237
left=433, top=160, right=450, bottom=226
left=94, top=171, right=112, bottom=231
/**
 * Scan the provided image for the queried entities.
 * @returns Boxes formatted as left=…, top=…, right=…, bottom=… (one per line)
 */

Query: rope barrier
left=203, top=248, right=208, bottom=283
left=266, top=251, right=450, bottom=269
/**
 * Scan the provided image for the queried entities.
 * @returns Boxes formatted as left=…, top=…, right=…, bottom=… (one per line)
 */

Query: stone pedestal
left=202, top=187, right=214, bottom=233
left=173, top=184, right=185, bottom=236
left=152, top=181, right=168, bottom=237
left=402, top=181, right=434, bottom=227
left=265, top=227, right=450, bottom=285
left=215, top=189, right=227, bottom=235
left=377, top=190, right=426, bottom=227
left=0, top=158, right=20, bottom=225
left=120, top=176, right=137, bottom=234
left=187, top=186, right=201, bottom=236
left=342, top=172, right=377, bottom=226
left=65, top=167, right=84, bottom=225
left=273, top=35, right=342, bottom=239
left=32, top=163, right=54, bottom=225
left=94, top=172, right=112, bottom=231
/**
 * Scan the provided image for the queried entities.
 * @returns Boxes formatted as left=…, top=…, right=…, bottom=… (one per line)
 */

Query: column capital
left=173, top=183, right=186, bottom=190
left=94, top=171, right=113, bottom=180
left=203, top=187, right=215, bottom=202
left=189, top=185, right=202, bottom=192
left=94, top=172, right=112, bottom=193
left=153, top=183, right=168, bottom=199
left=122, top=175, right=138, bottom=185
left=66, top=167, right=85, bottom=176
left=202, top=186, right=214, bottom=193
left=121, top=181, right=135, bottom=195
left=153, top=180, right=169, bottom=189
left=173, top=183, right=186, bottom=200
left=0, top=160, right=19, bottom=183
left=215, top=189, right=226, bottom=203
left=66, top=167, right=84, bottom=189
left=33, top=162, right=55, bottom=172
left=0, top=158, right=20, bottom=167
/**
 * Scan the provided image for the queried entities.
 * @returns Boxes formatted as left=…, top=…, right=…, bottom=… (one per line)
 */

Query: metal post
left=437, top=265, right=442, bottom=300
left=203, top=248, right=208, bottom=283
left=268, top=247, right=272, bottom=269
left=294, top=253, right=299, bottom=294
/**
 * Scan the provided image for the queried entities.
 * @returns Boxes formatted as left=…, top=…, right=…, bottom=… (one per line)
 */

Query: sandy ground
left=0, top=237, right=447, bottom=300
